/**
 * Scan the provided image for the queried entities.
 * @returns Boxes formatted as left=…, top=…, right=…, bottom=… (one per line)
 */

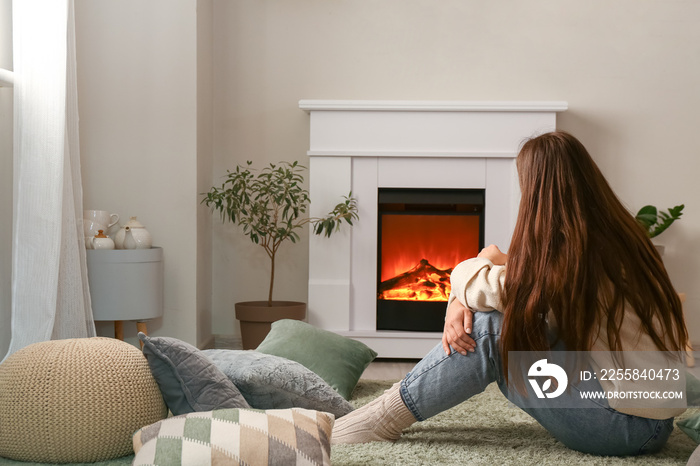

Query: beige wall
left=1, top=0, right=214, bottom=352
left=197, top=0, right=214, bottom=347
left=0, top=0, right=12, bottom=357
left=3, top=1, right=699, bottom=351
left=210, top=0, right=700, bottom=341
left=75, top=0, right=212, bottom=347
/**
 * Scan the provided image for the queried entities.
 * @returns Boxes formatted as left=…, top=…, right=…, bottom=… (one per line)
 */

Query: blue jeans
left=399, top=311, right=674, bottom=456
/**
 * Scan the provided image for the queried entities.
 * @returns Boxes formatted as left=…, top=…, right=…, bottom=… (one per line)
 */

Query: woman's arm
left=449, top=246, right=506, bottom=312
left=478, top=244, right=507, bottom=266
left=442, top=298, right=476, bottom=356
left=442, top=245, right=507, bottom=355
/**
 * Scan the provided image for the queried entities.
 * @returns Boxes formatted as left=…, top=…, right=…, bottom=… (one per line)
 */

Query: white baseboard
left=211, top=334, right=243, bottom=350
left=198, top=335, right=216, bottom=350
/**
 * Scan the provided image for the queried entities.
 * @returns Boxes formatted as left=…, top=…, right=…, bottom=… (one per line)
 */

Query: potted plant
left=635, top=204, right=684, bottom=256
left=202, top=161, right=359, bottom=349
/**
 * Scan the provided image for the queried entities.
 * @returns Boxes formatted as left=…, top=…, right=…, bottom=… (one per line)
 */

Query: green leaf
left=636, top=204, right=685, bottom=238
left=202, top=160, right=359, bottom=299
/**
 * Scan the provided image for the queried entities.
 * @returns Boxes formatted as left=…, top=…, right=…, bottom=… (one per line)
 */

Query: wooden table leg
left=136, top=321, right=148, bottom=349
left=114, top=321, right=124, bottom=341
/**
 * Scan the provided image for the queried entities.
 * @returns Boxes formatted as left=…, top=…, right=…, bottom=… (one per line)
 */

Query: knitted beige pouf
left=0, top=337, right=167, bottom=463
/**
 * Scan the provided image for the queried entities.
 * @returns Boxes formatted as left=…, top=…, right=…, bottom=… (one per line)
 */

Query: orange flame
left=379, top=214, right=480, bottom=302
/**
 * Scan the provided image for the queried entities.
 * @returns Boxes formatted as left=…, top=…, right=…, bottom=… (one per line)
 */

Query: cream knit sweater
left=448, top=257, right=685, bottom=420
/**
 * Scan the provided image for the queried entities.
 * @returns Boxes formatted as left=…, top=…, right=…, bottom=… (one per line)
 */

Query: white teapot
left=114, top=217, right=152, bottom=249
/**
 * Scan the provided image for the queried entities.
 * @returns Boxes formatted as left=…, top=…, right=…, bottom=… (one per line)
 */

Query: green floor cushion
left=132, top=407, right=333, bottom=466
left=0, top=338, right=167, bottom=463
left=202, top=349, right=354, bottom=418
left=138, top=333, right=250, bottom=415
left=256, top=319, right=378, bottom=399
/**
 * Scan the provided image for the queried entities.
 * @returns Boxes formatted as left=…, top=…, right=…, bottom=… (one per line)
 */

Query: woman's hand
left=478, top=244, right=507, bottom=266
left=442, top=298, right=476, bottom=356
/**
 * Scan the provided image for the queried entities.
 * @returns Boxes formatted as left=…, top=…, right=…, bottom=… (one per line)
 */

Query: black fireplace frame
left=376, top=188, right=485, bottom=332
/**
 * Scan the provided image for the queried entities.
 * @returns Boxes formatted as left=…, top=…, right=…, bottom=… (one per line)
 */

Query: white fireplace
left=300, top=100, right=567, bottom=358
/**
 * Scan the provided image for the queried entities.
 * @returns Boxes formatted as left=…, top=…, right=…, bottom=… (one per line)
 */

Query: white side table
left=86, top=248, right=164, bottom=347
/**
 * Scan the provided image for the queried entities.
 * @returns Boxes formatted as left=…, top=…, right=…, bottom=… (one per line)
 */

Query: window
left=1, top=0, right=13, bottom=357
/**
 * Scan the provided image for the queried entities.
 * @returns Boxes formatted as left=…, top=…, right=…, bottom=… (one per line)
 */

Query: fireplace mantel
left=301, top=100, right=567, bottom=358
left=299, top=100, right=568, bottom=112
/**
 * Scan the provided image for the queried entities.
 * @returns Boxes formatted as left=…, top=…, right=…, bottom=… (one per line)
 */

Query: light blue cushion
left=202, top=349, right=354, bottom=418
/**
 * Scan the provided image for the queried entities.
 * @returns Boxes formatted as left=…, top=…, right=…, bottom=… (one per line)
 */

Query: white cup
left=84, top=210, right=119, bottom=230
left=84, top=219, right=107, bottom=238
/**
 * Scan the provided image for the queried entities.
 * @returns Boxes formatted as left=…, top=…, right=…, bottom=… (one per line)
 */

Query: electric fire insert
left=377, top=188, right=485, bottom=332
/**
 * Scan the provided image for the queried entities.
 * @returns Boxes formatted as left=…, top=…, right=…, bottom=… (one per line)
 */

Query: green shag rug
left=331, top=380, right=699, bottom=466
left=1, top=380, right=697, bottom=465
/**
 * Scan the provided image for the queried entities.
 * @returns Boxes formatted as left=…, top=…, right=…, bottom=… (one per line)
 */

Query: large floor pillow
left=256, top=319, right=378, bottom=399
left=0, top=337, right=167, bottom=463
left=202, top=349, right=354, bottom=418
left=132, top=407, right=334, bottom=466
left=138, top=333, right=250, bottom=416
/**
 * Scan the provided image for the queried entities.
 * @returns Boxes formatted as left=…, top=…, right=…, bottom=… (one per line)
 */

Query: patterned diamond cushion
left=0, top=337, right=167, bottom=463
left=132, top=407, right=334, bottom=465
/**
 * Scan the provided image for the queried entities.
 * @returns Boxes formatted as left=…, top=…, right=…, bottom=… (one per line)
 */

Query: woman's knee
left=471, top=310, right=503, bottom=340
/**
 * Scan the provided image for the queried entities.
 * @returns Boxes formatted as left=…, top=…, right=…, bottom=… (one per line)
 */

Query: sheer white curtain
left=2, top=0, right=95, bottom=362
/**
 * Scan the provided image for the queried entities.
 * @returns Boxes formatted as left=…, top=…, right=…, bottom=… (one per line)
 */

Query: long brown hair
left=501, top=131, right=687, bottom=373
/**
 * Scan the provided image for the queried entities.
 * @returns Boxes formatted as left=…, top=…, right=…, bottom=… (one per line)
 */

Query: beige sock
left=331, top=382, right=417, bottom=444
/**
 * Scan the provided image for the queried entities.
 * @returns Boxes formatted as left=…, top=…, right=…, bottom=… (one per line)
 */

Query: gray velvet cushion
left=138, top=333, right=250, bottom=415
left=202, top=349, right=354, bottom=418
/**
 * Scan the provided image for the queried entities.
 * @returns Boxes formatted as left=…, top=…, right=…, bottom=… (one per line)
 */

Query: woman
left=333, top=131, right=688, bottom=456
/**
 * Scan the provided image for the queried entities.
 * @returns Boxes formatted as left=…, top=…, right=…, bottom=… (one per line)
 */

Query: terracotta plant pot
left=235, top=301, right=306, bottom=350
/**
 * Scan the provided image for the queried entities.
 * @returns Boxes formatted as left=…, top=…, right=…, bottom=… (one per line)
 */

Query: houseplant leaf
left=202, top=161, right=359, bottom=305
